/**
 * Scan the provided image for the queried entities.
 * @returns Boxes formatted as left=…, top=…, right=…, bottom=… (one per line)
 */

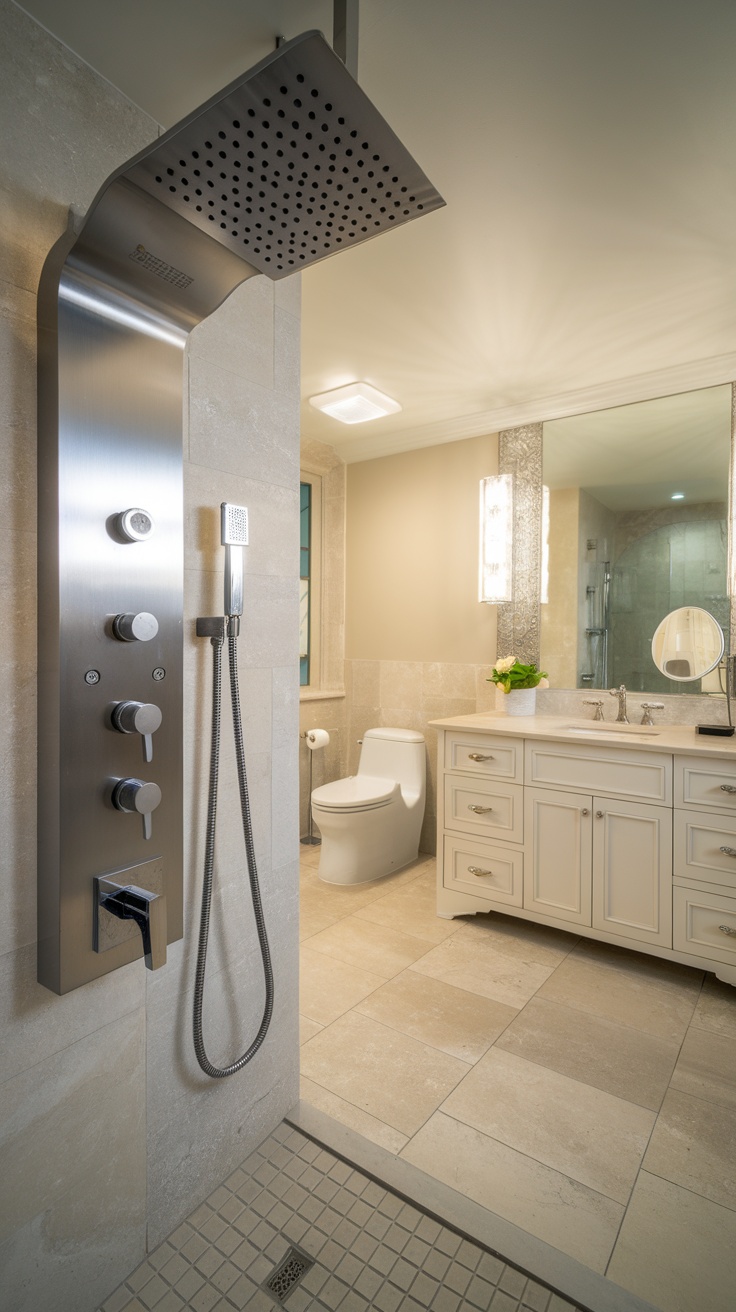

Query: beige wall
left=340, top=434, right=500, bottom=853
left=346, top=435, right=499, bottom=664
left=1, top=6, right=300, bottom=1309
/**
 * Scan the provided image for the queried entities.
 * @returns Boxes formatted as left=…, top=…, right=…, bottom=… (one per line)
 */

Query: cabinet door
left=524, top=787, right=592, bottom=925
left=592, top=798, right=672, bottom=947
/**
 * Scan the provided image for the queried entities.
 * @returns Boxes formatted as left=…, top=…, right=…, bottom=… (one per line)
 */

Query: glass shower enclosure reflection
left=609, top=516, right=728, bottom=693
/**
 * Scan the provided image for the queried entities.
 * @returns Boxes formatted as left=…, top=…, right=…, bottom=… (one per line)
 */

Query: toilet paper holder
left=300, top=728, right=329, bottom=845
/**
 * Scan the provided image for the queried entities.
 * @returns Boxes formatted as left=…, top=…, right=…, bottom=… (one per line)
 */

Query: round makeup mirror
left=651, top=607, right=725, bottom=682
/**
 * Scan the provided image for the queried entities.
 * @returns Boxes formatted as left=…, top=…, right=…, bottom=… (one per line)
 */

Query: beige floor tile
left=572, top=937, right=704, bottom=993
left=299, top=870, right=387, bottom=921
left=356, top=970, right=517, bottom=1063
left=299, top=946, right=384, bottom=1026
left=299, top=904, right=342, bottom=941
left=299, top=1011, right=470, bottom=1135
left=299, top=1015, right=323, bottom=1045
left=299, top=848, right=322, bottom=869
left=354, top=877, right=462, bottom=945
left=691, top=975, right=736, bottom=1039
left=454, top=912, right=579, bottom=967
left=299, top=1075, right=409, bottom=1155
left=670, top=1026, right=736, bottom=1108
left=537, top=954, right=699, bottom=1042
left=409, top=933, right=555, bottom=1009
left=441, top=1048, right=654, bottom=1204
left=607, top=1171, right=736, bottom=1312
left=643, top=1087, right=736, bottom=1210
left=303, top=915, right=433, bottom=979
left=400, top=1111, right=623, bottom=1273
left=495, top=996, right=679, bottom=1110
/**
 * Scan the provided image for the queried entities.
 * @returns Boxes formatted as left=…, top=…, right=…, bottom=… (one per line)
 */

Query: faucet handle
left=640, top=701, right=665, bottom=726
left=98, top=880, right=167, bottom=969
left=583, top=698, right=605, bottom=722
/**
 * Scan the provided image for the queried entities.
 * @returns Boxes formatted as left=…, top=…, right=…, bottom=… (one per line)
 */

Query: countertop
left=428, top=711, right=736, bottom=760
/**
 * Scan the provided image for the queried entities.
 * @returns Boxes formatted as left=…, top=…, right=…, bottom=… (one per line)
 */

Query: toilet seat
left=311, top=775, right=398, bottom=813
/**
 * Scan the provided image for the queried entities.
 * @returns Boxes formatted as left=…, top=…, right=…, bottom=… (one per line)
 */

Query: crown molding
left=327, top=351, right=736, bottom=464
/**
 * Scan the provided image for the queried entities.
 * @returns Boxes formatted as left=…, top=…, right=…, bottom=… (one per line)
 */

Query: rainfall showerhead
left=119, top=29, right=444, bottom=280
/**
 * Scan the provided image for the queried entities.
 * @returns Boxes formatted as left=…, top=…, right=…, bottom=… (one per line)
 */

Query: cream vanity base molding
left=431, top=713, right=736, bottom=987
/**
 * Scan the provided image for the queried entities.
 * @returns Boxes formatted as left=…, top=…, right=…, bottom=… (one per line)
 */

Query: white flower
left=538, top=676, right=550, bottom=688
left=494, top=655, right=516, bottom=673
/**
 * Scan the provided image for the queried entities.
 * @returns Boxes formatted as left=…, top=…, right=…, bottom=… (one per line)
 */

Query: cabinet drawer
left=673, top=884, right=736, bottom=966
left=525, top=741, right=672, bottom=805
left=675, top=755, right=736, bottom=813
left=444, top=731, right=522, bottom=782
left=674, top=808, right=736, bottom=889
left=444, top=775, right=523, bottom=843
left=443, top=834, right=523, bottom=906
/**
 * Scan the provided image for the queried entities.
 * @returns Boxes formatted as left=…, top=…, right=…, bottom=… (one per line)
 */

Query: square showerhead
left=121, top=30, right=444, bottom=279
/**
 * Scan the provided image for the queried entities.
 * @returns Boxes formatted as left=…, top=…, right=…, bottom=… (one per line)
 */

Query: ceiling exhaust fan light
left=309, top=382, right=402, bottom=424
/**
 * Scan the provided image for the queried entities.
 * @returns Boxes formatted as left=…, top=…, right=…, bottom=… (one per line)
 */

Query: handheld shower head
left=221, top=503, right=248, bottom=618
left=221, top=502, right=249, bottom=547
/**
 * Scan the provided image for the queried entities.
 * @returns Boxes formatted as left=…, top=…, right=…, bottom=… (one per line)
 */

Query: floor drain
left=262, top=1245, right=315, bottom=1304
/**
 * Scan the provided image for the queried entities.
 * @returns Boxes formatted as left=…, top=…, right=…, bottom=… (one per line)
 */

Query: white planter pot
left=504, top=687, right=537, bottom=717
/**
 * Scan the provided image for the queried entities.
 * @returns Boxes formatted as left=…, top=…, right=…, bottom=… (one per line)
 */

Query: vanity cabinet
left=523, top=787, right=672, bottom=946
left=673, top=755, right=736, bottom=969
left=435, top=721, right=736, bottom=984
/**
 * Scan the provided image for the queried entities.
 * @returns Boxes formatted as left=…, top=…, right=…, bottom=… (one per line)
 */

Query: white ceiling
left=19, top=0, right=736, bottom=463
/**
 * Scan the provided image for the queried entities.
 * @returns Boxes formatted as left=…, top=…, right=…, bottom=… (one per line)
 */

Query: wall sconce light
left=309, top=381, right=402, bottom=424
left=479, top=474, right=513, bottom=603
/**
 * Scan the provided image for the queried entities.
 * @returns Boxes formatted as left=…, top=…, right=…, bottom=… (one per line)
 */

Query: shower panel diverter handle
left=112, top=777, right=162, bottom=840
left=112, top=701, right=162, bottom=763
left=112, top=611, right=159, bottom=643
left=98, top=879, right=167, bottom=970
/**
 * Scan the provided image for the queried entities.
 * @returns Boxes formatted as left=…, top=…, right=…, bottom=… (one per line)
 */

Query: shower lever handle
left=98, top=881, right=167, bottom=970
left=111, top=701, right=163, bottom=763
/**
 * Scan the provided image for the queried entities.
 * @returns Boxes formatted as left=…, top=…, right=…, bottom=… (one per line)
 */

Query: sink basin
left=562, top=722, right=660, bottom=738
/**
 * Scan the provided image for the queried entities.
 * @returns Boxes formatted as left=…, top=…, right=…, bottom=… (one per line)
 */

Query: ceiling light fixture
left=671, top=492, right=685, bottom=500
left=308, top=382, right=402, bottom=425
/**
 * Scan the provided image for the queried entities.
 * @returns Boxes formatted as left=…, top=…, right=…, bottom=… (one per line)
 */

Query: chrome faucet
left=609, top=685, right=629, bottom=723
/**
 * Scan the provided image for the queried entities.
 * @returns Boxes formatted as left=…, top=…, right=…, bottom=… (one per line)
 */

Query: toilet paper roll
left=306, top=728, right=330, bottom=750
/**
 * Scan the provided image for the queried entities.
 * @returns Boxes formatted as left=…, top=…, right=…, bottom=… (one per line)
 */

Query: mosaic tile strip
left=99, top=1122, right=582, bottom=1312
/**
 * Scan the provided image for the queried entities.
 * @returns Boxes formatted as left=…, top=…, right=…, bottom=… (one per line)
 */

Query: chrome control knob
left=115, top=507, right=155, bottom=543
left=112, top=777, right=162, bottom=841
left=111, top=701, right=162, bottom=763
left=112, top=611, right=159, bottom=643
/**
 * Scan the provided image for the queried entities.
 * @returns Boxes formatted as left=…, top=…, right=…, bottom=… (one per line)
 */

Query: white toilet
left=311, top=727, right=426, bottom=885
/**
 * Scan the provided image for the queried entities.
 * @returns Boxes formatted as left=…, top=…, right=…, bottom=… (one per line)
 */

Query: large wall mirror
left=539, top=383, right=734, bottom=694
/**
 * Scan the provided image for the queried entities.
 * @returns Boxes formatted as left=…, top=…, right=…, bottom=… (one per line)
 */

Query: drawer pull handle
left=720, top=784, right=736, bottom=794
left=468, top=804, right=493, bottom=814
left=718, top=924, right=736, bottom=937
left=468, top=753, right=495, bottom=762
left=596, top=810, right=605, bottom=819
left=720, top=846, right=736, bottom=858
left=581, top=808, right=589, bottom=816
left=468, top=866, right=494, bottom=877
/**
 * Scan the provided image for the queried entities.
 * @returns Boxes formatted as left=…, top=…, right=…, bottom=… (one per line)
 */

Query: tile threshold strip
left=287, top=1101, right=658, bottom=1312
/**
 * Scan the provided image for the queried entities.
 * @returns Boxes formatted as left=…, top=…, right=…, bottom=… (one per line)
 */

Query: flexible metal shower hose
left=193, top=624, right=274, bottom=1077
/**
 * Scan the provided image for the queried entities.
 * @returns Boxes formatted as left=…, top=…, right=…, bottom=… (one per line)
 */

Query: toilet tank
left=358, top=728, right=426, bottom=801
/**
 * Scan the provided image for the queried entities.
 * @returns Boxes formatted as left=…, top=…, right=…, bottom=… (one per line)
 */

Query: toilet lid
left=311, top=775, right=399, bottom=813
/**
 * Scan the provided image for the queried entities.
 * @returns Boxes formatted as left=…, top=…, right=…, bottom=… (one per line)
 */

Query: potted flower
left=488, top=656, right=549, bottom=716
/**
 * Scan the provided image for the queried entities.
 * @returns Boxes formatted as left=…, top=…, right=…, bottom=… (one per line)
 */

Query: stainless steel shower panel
left=37, top=263, right=189, bottom=994
left=37, top=27, right=443, bottom=994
